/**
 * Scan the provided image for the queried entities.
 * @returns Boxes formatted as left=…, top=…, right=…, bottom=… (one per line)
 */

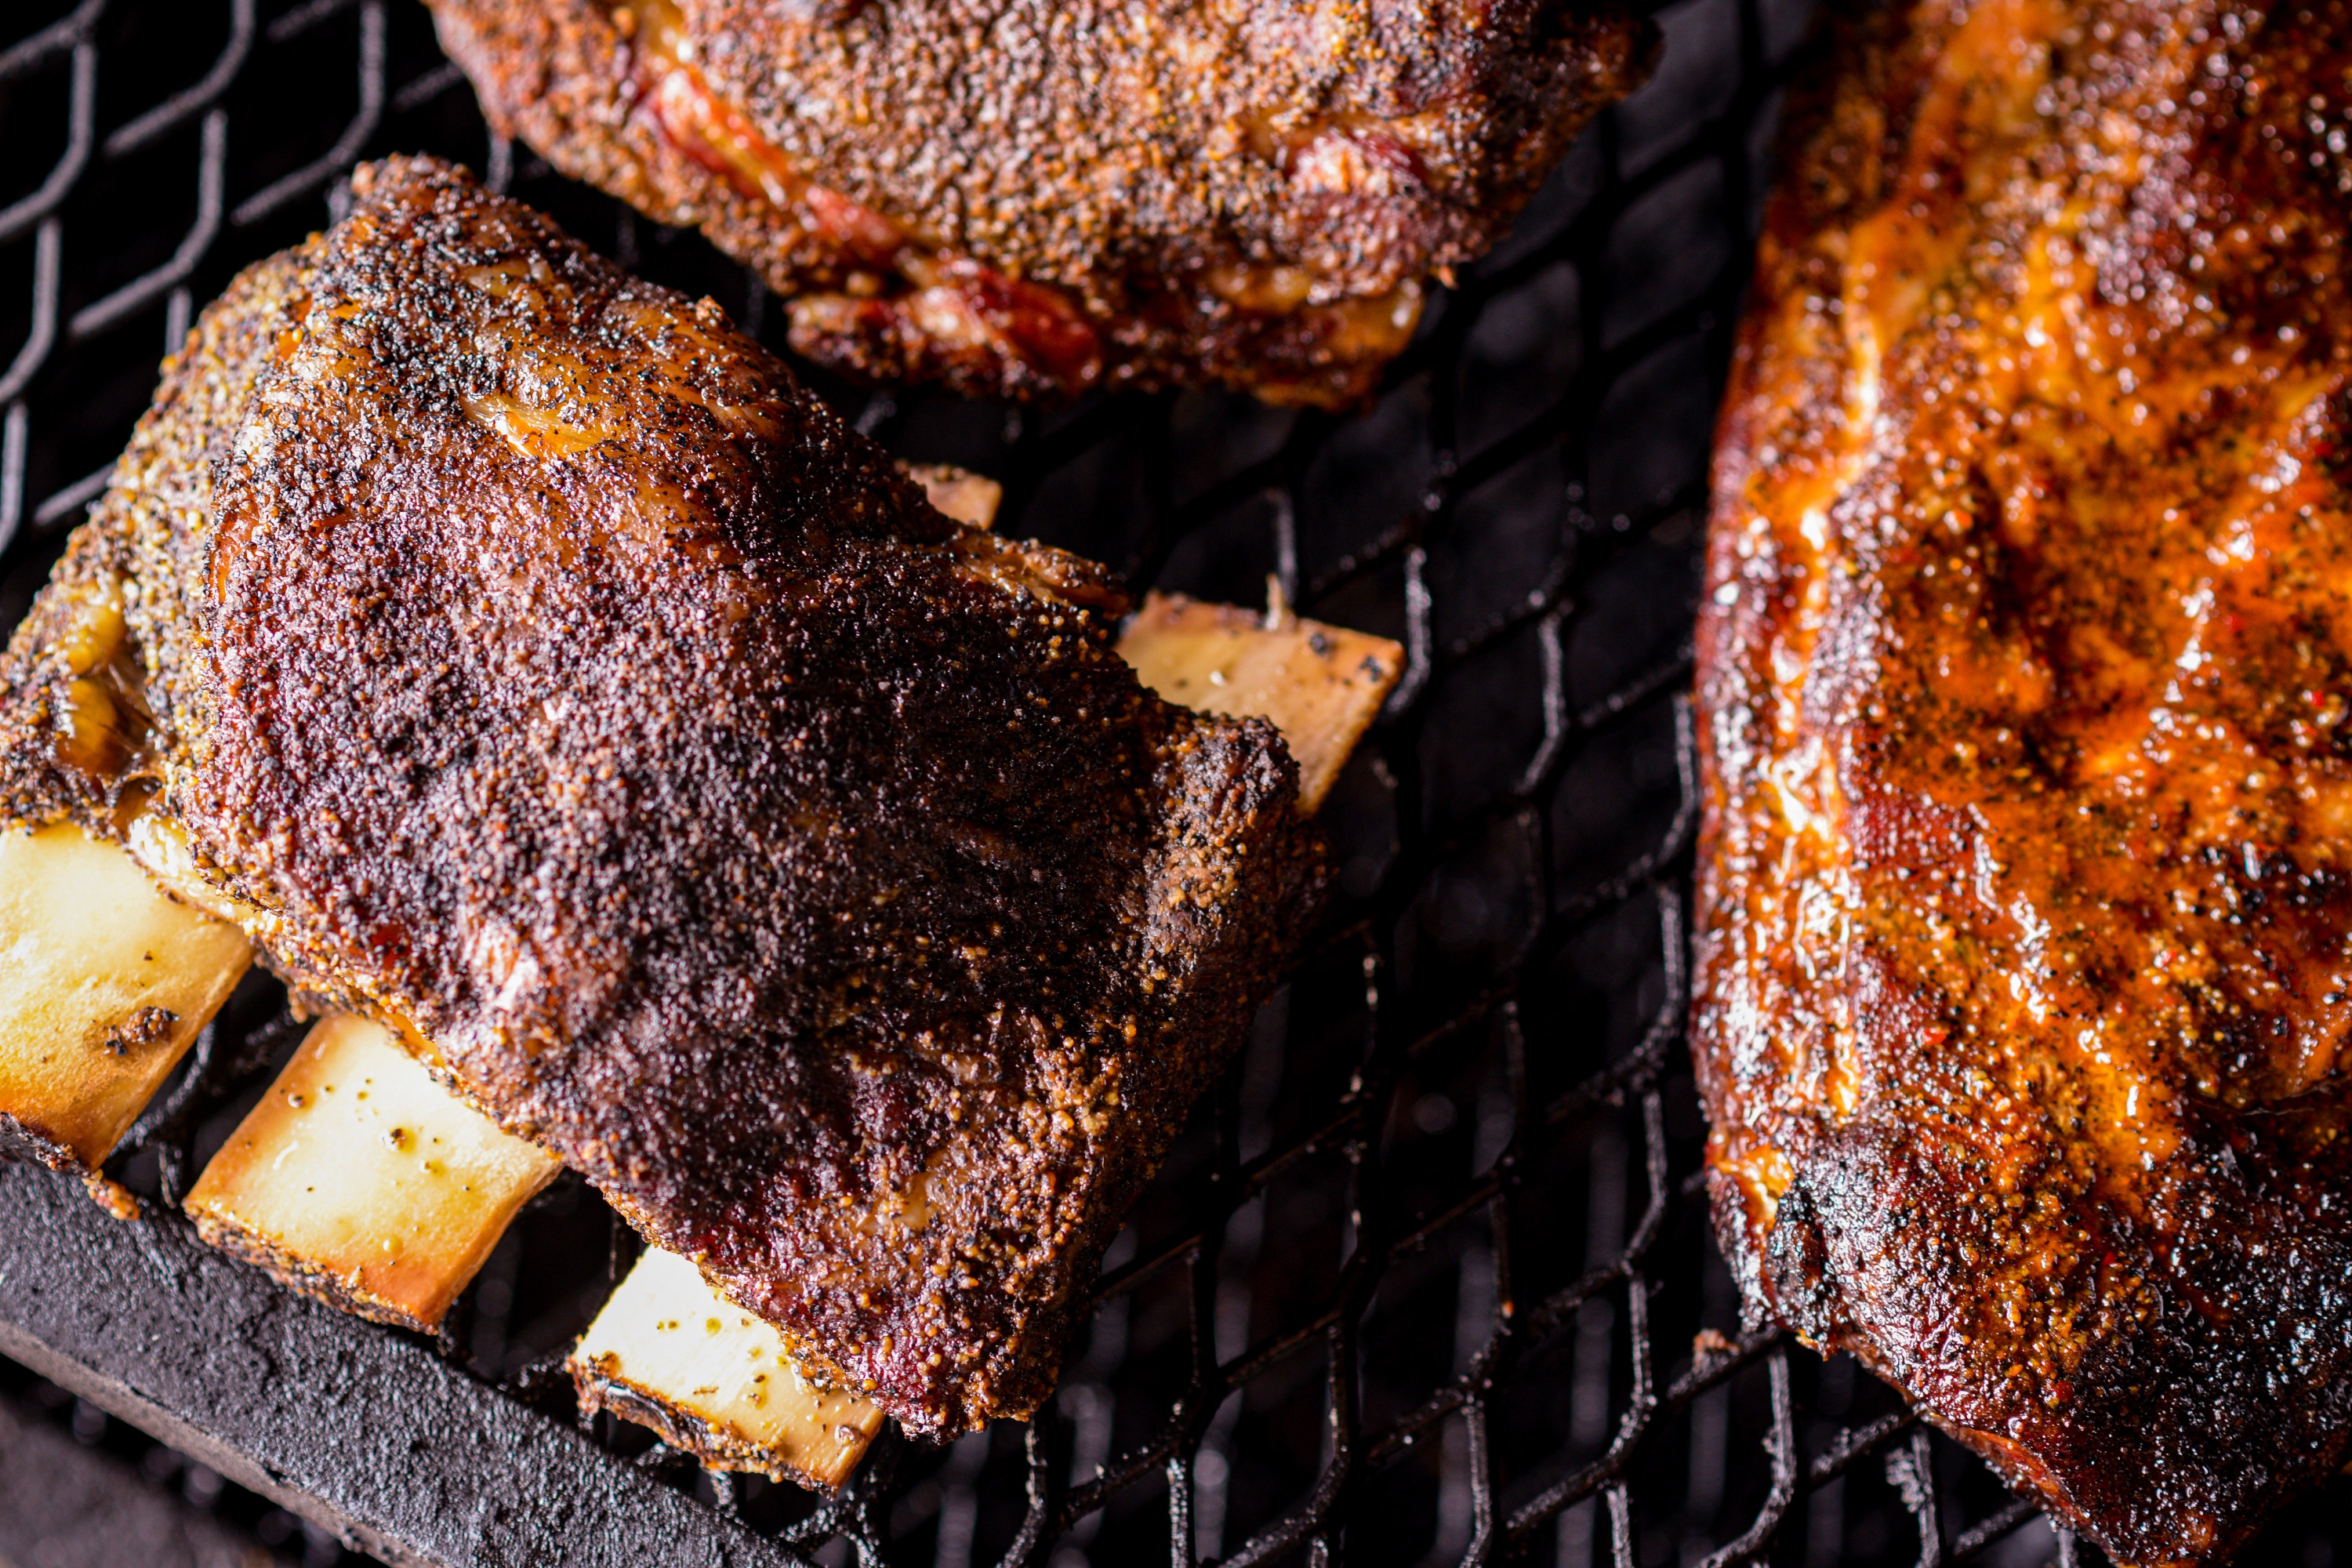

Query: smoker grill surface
left=1, top=2, right=2348, bottom=1567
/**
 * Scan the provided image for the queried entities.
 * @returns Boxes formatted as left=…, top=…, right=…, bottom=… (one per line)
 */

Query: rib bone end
left=572, top=1246, right=886, bottom=1490
left=186, top=1014, right=561, bottom=1331
left=0, top=821, right=252, bottom=1170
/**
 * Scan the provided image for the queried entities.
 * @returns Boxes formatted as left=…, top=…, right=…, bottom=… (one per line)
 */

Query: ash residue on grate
left=6, top=2, right=2350, bottom=1567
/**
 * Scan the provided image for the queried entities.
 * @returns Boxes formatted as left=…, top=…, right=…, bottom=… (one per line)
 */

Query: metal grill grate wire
left=0, top=4, right=2337, bottom=1566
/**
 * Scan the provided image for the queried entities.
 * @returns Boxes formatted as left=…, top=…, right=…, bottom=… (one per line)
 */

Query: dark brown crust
left=0, top=157, right=1324, bottom=1433
left=1694, top=4, right=2352, bottom=1563
left=423, top=0, right=1653, bottom=405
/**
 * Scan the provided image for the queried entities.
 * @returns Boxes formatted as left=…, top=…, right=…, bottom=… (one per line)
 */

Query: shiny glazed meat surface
left=425, top=0, right=1653, bottom=405
left=1695, top=2, right=2352, bottom=1561
left=0, top=157, right=1323, bottom=1433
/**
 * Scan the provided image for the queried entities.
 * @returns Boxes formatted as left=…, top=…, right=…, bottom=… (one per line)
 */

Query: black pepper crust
left=423, top=0, right=1653, bottom=405
left=0, top=156, right=1324, bottom=1433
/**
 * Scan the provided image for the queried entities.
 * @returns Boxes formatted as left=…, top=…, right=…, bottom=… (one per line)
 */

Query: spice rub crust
left=0, top=156, right=1323, bottom=1433
left=1695, top=3, right=2352, bottom=1562
left=425, top=0, right=1653, bottom=405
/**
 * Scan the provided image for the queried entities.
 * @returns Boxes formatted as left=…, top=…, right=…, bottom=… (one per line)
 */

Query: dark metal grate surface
left=0, top=5, right=2345, bottom=1568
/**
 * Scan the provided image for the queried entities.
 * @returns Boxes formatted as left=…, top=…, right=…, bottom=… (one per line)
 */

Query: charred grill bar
left=9, top=2, right=2345, bottom=1568
left=0, top=1160, right=797, bottom=1568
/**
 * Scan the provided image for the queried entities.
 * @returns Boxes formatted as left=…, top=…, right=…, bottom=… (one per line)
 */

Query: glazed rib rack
left=5, top=2, right=2343, bottom=1566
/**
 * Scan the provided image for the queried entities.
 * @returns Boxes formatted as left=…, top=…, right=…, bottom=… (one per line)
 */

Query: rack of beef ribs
left=423, top=0, right=1656, bottom=406
left=1694, top=2, right=2352, bottom=1563
left=0, top=154, right=1326, bottom=1439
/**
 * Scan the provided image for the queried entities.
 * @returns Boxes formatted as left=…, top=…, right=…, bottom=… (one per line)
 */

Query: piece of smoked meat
left=0, top=156, right=1323, bottom=1434
left=1695, top=3, right=2352, bottom=1563
left=424, top=0, right=1653, bottom=407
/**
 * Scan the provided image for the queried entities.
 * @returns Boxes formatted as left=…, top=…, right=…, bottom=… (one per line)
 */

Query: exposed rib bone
left=185, top=1015, right=561, bottom=1332
left=0, top=820, right=251, bottom=1173
left=904, top=461, right=1004, bottom=529
left=572, top=1246, right=885, bottom=1489
left=1116, top=589, right=1402, bottom=812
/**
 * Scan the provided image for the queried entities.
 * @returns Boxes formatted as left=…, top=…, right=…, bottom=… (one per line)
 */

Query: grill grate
left=0, top=4, right=2344, bottom=1567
